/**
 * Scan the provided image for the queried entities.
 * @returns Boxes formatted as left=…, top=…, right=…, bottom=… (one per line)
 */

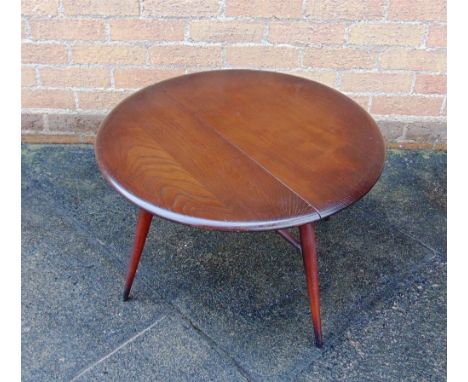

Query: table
left=95, top=70, right=385, bottom=348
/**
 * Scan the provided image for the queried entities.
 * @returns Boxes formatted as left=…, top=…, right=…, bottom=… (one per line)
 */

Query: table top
left=95, top=70, right=385, bottom=231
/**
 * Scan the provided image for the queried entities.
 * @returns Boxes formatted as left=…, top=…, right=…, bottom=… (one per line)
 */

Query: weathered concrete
left=22, top=145, right=446, bottom=381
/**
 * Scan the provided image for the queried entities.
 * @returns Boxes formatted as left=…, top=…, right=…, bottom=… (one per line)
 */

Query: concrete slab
left=21, top=145, right=446, bottom=381
left=297, top=254, right=446, bottom=381
left=21, top=183, right=168, bottom=381
left=74, top=315, right=248, bottom=381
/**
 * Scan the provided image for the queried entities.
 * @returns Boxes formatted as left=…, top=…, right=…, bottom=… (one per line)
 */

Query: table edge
left=95, top=69, right=386, bottom=231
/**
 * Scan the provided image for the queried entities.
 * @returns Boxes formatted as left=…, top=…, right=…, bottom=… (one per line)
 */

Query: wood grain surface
left=95, top=70, right=385, bottom=231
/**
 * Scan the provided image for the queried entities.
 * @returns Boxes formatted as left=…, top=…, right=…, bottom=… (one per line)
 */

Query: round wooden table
left=95, top=70, right=385, bottom=348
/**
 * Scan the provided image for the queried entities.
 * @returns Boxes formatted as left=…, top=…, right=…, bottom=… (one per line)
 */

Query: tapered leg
left=299, top=223, right=323, bottom=348
left=123, top=208, right=153, bottom=301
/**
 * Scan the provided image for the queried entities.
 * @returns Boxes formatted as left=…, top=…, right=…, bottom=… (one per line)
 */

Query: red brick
left=388, top=0, right=446, bottom=21
left=226, top=46, right=299, bottom=68
left=22, top=89, right=75, bottom=109
left=30, top=19, right=105, bottom=41
left=22, top=66, right=37, bottom=87
left=190, top=20, right=264, bottom=43
left=72, top=45, right=146, bottom=65
left=427, top=25, right=447, bottom=47
left=148, top=45, right=222, bottom=66
left=307, top=0, right=385, bottom=20
left=22, top=113, right=45, bottom=132
left=269, top=22, right=345, bottom=45
left=348, top=23, right=425, bottom=46
left=285, top=71, right=337, bottom=87
left=372, top=96, right=443, bottom=116
left=375, top=120, right=405, bottom=141
left=40, top=67, right=111, bottom=88
left=414, top=75, right=446, bottom=94
left=21, top=133, right=96, bottom=144
left=22, top=43, right=68, bottom=64
left=340, top=72, right=413, bottom=92
left=78, top=91, right=132, bottom=109
left=114, top=68, right=184, bottom=89
left=404, top=121, right=447, bottom=143
left=304, top=48, right=378, bottom=69
left=144, top=0, right=219, bottom=17
left=63, top=0, right=139, bottom=16
left=110, top=19, right=184, bottom=41
left=48, top=113, right=104, bottom=134
left=22, top=0, right=59, bottom=16
left=226, top=0, right=303, bottom=18
left=380, top=48, right=446, bottom=71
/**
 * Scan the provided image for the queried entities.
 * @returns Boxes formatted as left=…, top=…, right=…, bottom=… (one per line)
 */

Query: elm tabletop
left=95, top=70, right=385, bottom=348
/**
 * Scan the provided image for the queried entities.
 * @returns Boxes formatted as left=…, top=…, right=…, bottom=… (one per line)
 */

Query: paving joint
left=69, top=317, right=165, bottom=381
left=24, top=172, right=256, bottom=381
left=292, top=250, right=442, bottom=379
left=33, top=172, right=440, bottom=381
left=21, top=145, right=446, bottom=380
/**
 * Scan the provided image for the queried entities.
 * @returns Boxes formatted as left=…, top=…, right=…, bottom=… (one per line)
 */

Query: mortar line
left=22, top=17, right=32, bottom=40
left=218, top=0, right=225, bottom=18
left=21, top=14, right=445, bottom=23
left=58, top=0, right=64, bottom=17
left=302, top=0, right=309, bottom=18
left=383, top=0, right=390, bottom=20
left=440, top=95, right=447, bottom=116
left=22, top=62, right=446, bottom=76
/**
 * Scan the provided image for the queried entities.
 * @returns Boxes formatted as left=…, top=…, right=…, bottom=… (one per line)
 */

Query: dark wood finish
left=299, top=223, right=323, bottom=348
left=276, top=229, right=301, bottom=251
left=96, top=70, right=386, bottom=347
left=123, top=209, right=153, bottom=301
left=96, top=70, right=384, bottom=231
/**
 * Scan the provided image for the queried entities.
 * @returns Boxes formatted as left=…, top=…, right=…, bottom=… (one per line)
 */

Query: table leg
left=123, top=208, right=153, bottom=301
left=299, top=223, right=323, bottom=348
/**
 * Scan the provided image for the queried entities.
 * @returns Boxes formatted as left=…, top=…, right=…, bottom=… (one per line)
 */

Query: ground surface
left=22, top=145, right=446, bottom=381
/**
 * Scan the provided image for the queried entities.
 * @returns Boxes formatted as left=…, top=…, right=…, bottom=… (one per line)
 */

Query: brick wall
left=21, top=0, right=447, bottom=148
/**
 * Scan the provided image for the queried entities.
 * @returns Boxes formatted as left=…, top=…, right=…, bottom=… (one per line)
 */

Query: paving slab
left=21, top=181, right=168, bottom=381
left=131, top=207, right=435, bottom=379
left=22, top=161, right=246, bottom=381
left=74, top=315, right=248, bottom=382
left=356, top=150, right=446, bottom=254
left=21, top=145, right=446, bottom=381
left=297, top=254, right=446, bottom=381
